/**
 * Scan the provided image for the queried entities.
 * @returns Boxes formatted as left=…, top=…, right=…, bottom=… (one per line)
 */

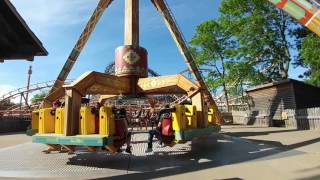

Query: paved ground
left=0, top=126, right=319, bottom=180
left=0, top=132, right=31, bottom=148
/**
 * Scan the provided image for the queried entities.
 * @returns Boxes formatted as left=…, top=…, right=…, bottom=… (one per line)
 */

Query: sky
left=0, top=0, right=305, bottom=98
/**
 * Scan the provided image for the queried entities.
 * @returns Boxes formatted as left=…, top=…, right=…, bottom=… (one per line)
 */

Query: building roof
left=246, top=79, right=320, bottom=92
left=0, top=0, right=48, bottom=62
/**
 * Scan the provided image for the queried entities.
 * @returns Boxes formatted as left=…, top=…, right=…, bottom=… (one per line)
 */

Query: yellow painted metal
left=172, top=105, right=187, bottom=131
left=79, top=107, right=95, bottom=135
left=208, top=105, right=217, bottom=125
left=307, top=15, right=320, bottom=37
left=99, top=106, right=116, bottom=136
left=31, top=110, right=39, bottom=130
left=54, top=108, right=65, bottom=134
left=185, top=105, right=197, bottom=128
left=39, top=108, right=55, bottom=134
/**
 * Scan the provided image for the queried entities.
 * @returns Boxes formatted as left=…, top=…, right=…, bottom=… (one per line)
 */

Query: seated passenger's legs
left=125, top=132, right=132, bottom=153
left=147, top=129, right=162, bottom=149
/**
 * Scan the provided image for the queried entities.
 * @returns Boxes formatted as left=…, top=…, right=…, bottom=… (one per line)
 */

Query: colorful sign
left=269, top=0, right=320, bottom=36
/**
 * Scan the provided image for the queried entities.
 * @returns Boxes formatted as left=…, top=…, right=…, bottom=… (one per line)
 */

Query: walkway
left=0, top=126, right=319, bottom=179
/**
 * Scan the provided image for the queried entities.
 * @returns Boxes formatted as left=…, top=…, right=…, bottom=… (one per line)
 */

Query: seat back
left=162, top=117, right=174, bottom=136
left=99, top=106, right=116, bottom=136
left=39, top=108, right=55, bottom=134
left=115, top=118, right=128, bottom=139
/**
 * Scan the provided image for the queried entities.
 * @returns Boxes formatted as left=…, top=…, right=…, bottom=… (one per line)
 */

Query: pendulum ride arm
left=44, top=0, right=114, bottom=106
left=151, top=0, right=215, bottom=105
left=268, top=0, right=320, bottom=37
left=152, top=0, right=224, bottom=124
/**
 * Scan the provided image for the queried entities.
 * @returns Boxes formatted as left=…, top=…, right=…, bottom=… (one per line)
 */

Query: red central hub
left=115, top=45, right=148, bottom=78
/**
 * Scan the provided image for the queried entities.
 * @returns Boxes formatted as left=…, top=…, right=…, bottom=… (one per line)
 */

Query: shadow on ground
left=222, top=128, right=300, bottom=138
left=64, top=131, right=320, bottom=180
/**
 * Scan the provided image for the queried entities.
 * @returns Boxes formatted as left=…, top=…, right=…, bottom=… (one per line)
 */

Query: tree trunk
left=223, top=83, right=230, bottom=112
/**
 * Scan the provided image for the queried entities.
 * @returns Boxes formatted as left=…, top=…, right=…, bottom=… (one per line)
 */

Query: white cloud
left=0, top=85, right=16, bottom=97
left=10, top=0, right=98, bottom=33
left=0, top=85, right=22, bottom=104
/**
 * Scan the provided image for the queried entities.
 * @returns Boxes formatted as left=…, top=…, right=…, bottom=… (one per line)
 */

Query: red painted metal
left=114, top=46, right=148, bottom=78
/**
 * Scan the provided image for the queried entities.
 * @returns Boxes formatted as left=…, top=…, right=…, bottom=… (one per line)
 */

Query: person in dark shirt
left=113, top=107, right=132, bottom=154
left=92, top=102, right=101, bottom=134
left=146, top=104, right=176, bottom=152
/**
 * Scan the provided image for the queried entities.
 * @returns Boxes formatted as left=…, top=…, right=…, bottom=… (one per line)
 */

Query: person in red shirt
left=146, top=105, right=175, bottom=152
left=52, top=99, right=61, bottom=110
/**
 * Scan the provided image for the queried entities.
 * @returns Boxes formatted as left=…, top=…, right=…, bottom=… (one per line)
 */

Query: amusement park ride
left=28, top=0, right=320, bottom=154
left=31, top=0, right=222, bottom=153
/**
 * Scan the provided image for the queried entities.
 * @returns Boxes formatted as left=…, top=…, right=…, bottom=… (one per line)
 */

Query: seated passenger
left=149, top=109, right=158, bottom=129
left=113, top=108, right=132, bottom=154
left=51, top=99, right=62, bottom=116
left=146, top=105, right=176, bottom=152
left=52, top=99, right=62, bottom=110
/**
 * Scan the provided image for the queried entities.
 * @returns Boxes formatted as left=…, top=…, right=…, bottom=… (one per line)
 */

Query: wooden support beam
left=151, top=0, right=213, bottom=103
left=105, top=145, right=117, bottom=154
left=152, top=0, right=224, bottom=124
left=137, top=75, right=199, bottom=95
left=124, top=0, right=139, bottom=46
left=43, top=87, right=65, bottom=108
left=64, top=88, right=82, bottom=136
left=46, top=0, right=113, bottom=97
left=43, top=144, right=61, bottom=154
left=87, top=146, right=98, bottom=152
left=61, top=145, right=75, bottom=154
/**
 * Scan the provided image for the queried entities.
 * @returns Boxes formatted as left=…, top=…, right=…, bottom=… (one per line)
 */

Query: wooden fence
left=285, top=108, right=320, bottom=130
left=0, top=116, right=30, bottom=133
left=226, top=110, right=270, bottom=127
left=225, top=107, right=320, bottom=130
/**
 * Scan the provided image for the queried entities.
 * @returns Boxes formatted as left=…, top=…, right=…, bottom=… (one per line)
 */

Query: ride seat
left=113, top=118, right=129, bottom=149
left=161, top=117, right=175, bottom=144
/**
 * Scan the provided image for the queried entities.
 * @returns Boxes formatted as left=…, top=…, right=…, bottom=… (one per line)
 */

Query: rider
left=113, top=107, right=132, bottom=154
left=52, top=99, right=62, bottom=110
left=146, top=104, right=176, bottom=152
left=92, top=102, right=101, bottom=134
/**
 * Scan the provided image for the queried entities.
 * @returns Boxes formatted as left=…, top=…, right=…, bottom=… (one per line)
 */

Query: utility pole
left=25, top=65, right=32, bottom=106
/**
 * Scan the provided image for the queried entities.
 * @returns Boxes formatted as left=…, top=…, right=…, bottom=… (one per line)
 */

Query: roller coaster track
left=0, top=80, right=73, bottom=104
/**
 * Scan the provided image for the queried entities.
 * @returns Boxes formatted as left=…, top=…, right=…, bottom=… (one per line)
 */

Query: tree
left=31, top=91, right=48, bottom=104
left=219, top=0, right=302, bottom=81
left=0, top=100, right=15, bottom=110
left=190, top=20, right=237, bottom=112
left=299, top=34, right=320, bottom=86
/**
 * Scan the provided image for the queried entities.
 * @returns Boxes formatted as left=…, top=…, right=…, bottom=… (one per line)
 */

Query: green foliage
left=225, top=61, right=268, bottom=86
left=190, top=19, right=236, bottom=111
left=0, top=100, right=15, bottom=110
left=219, top=0, right=301, bottom=81
left=31, top=91, right=48, bottom=104
left=300, top=34, right=320, bottom=86
left=190, top=20, right=234, bottom=93
left=189, top=0, right=320, bottom=109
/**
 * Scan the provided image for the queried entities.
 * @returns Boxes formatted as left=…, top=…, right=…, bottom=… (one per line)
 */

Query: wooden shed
left=0, top=0, right=48, bottom=62
left=246, top=79, right=320, bottom=127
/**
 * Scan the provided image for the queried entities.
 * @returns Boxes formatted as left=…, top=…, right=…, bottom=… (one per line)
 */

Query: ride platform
left=32, top=134, right=113, bottom=147
left=32, top=125, right=221, bottom=148
left=175, top=125, right=221, bottom=141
